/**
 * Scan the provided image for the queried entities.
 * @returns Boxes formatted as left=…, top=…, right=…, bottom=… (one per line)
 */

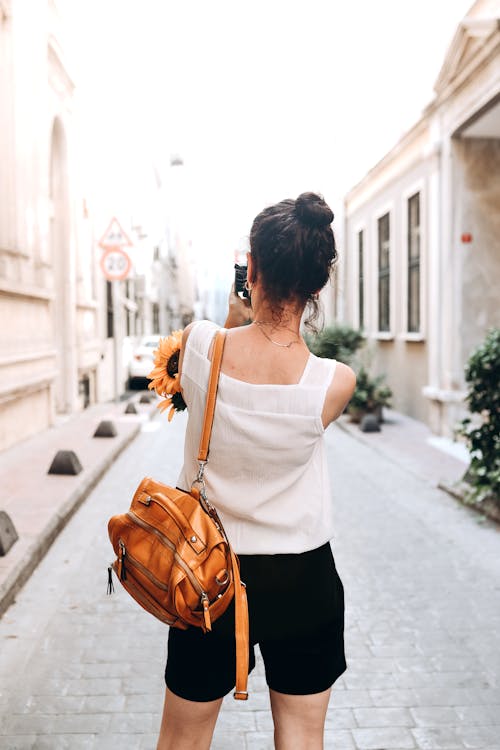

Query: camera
left=234, top=263, right=249, bottom=299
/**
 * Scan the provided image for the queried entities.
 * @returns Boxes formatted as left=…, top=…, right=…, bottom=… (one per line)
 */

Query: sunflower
left=147, top=330, right=187, bottom=421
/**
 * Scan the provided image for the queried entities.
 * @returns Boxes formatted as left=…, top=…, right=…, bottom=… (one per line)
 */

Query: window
left=153, top=303, right=160, bottom=334
left=78, top=374, right=91, bottom=409
left=125, top=280, right=132, bottom=337
left=358, top=230, right=364, bottom=329
left=377, top=213, right=390, bottom=332
left=407, top=192, right=420, bottom=333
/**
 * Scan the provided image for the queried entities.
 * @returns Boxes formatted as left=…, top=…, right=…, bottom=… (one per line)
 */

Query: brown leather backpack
left=108, top=330, right=249, bottom=700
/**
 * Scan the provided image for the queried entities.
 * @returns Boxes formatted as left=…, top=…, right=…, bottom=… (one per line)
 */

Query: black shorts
left=165, top=543, right=347, bottom=702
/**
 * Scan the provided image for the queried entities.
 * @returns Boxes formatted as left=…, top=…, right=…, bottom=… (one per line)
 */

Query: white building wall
left=0, top=0, right=106, bottom=451
left=345, top=153, right=432, bottom=423
left=344, top=1, right=500, bottom=438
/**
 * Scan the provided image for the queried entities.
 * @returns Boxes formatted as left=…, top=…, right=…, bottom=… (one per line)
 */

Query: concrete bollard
left=0, top=511, right=18, bottom=556
left=360, top=414, right=381, bottom=433
left=93, top=420, right=118, bottom=438
left=48, top=450, right=83, bottom=475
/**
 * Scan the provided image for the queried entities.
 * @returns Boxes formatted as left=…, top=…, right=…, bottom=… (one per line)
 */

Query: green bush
left=305, top=324, right=364, bottom=364
left=349, top=367, right=393, bottom=413
left=456, top=327, right=500, bottom=504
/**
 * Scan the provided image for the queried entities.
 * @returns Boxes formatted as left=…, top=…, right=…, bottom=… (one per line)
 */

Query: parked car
left=128, top=335, right=161, bottom=388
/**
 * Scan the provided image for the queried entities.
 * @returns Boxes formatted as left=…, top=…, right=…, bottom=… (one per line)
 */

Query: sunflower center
left=167, top=350, right=180, bottom=377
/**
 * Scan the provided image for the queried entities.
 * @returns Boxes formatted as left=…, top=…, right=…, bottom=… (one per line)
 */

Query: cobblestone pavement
left=0, top=412, right=499, bottom=749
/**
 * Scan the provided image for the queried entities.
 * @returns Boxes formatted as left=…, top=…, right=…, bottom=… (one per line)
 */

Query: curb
left=0, top=399, right=156, bottom=618
left=334, top=411, right=469, bottom=492
left=438, top=479, right=500, bottom=525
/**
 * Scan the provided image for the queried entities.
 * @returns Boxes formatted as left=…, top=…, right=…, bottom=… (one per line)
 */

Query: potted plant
left=347, top=367, right=393, bottom=423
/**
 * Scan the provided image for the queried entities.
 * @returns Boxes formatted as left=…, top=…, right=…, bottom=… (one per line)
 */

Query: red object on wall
left=461, top=233, right=473, bottom=243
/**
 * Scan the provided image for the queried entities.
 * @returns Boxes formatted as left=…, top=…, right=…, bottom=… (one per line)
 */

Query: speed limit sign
left=100, top=246, right=132, bottom=281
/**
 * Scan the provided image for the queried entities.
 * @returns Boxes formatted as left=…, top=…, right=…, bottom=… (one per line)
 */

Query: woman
left=157, top=192, right=356, bottom=750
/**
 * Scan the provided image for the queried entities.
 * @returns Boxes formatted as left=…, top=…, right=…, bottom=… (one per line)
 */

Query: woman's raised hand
left=224, top=284, right=252, bottom=328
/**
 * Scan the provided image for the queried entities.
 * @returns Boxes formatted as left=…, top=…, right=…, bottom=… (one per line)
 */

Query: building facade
left=0, top=2, right=199, bottom=452
left=0, top=0, right=105, bottom=451
left=343, top=0, right=500, bottom=438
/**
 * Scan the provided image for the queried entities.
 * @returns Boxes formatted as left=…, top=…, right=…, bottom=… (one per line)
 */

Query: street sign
left=100, top=246, right=132, bottom=281
left=99, top=217, right=133, bottom=249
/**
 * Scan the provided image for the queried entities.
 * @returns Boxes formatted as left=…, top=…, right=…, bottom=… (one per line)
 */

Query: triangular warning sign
left=98, top=217, right=133, bottom=249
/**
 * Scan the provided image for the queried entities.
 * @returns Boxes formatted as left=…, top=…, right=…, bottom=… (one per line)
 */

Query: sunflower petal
left=148, top=366, right=167, bottom=379
left=157, top=398, right=172, bottom=413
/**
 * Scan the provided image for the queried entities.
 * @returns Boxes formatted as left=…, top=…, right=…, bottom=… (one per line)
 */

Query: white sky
left=73, top=0, right=472, bottom=267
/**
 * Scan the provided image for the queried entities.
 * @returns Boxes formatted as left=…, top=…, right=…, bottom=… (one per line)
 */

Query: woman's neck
left=251, top=297, right=304, bottom=334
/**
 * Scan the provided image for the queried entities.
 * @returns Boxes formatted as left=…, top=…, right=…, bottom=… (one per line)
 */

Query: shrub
left=456, top=327, right=500, bottom=505
left=349, top=367, right=393, bottom=414
left=305, top=324, right=364, bottom=364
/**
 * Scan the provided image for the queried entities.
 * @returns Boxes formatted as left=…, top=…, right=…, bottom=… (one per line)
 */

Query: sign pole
left=112, top=280, right=121, bottom=403
left=98, top=221, right=134, bottom=405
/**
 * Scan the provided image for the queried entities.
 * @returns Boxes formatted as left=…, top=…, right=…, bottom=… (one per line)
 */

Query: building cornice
left=1, top=246, right=30, bottom=260
left=344, top=11, right=500, bottom=213
left=0, top=280, right=54, bottom=301
left=434, top=18, right=500, bottom=96
left=430, top=23, right=500, bottom=113
left=422, top=385, right=467, bottom=404
left=76, top=298, right=99, bottom=311
left=0, top=371, right=58, bottom=405
left=48, top=36, right=75, bottom=100
left=344, top=117, right=432, bottom=212
left=0, top=350, right=57, bottom=368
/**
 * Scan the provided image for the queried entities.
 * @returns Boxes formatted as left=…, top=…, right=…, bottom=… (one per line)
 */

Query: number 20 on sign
left=100, top=246, right=132, bottom=281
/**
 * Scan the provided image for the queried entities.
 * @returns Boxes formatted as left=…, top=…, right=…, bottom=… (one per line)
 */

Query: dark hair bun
left=294, top=192, right=334, bottom=229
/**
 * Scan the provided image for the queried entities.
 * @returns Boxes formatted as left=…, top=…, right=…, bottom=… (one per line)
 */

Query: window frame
left=352, top=222, right=367, bottom=333
left=373, top=203, right=395, bottom=340
left=399, top=179, right=426, bottom=342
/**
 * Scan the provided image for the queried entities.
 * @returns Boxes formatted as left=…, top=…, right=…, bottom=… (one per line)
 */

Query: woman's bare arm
left=321, top=362, right=357, bottom=429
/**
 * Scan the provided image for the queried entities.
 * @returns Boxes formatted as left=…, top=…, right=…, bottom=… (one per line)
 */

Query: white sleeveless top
left=177, top=320, right=337, bottom=555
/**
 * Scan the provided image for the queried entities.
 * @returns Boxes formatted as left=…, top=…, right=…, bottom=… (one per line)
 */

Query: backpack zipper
left=118, top=539, right=169, bottom=591
left=140, top=492, right=222, bottom=534
left=118, top=540, right=127, bottom=581
left=126, top=510, right=212, bottom=629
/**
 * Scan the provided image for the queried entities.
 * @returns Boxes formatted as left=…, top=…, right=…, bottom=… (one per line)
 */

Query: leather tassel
left=107, top=566, right=115, bottom=595
left=201, top=595, right=212, bottom=632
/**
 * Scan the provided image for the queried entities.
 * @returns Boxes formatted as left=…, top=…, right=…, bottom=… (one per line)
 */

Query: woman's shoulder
left=306, top=352, right=339, bottom=382
left=182, top=319, right=220, bottom=356
left=331, top=361, right=356, bottom=389
left=179, top=320, right=221, bottom=389
left=308, top=353, right=355, bottom=386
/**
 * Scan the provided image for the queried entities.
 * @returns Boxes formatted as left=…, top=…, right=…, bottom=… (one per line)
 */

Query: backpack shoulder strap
left=197, top=329, right=226, bottom=462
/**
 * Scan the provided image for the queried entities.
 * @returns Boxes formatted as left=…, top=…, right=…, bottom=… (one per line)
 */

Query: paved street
left=0, top=411, right=499, bottom=750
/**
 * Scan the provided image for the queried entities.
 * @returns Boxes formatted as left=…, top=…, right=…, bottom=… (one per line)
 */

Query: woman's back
left=178, top=319, right=338, bottom=555
left=215, top=321, right=312, bottom=386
